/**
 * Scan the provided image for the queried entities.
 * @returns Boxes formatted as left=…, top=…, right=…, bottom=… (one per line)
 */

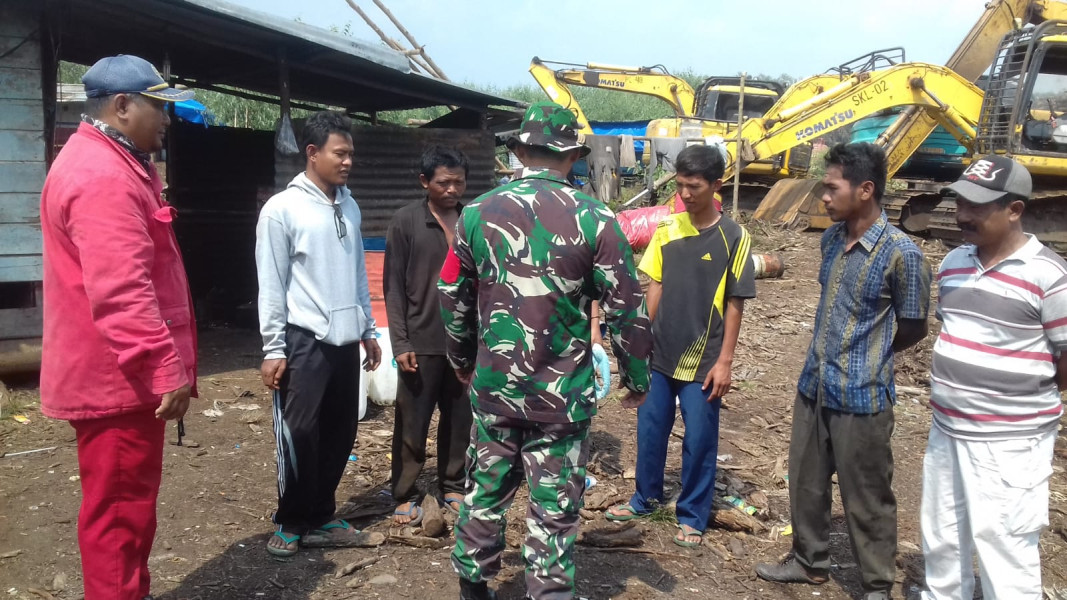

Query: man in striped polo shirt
left=921, top=155, right=1067, bottom=599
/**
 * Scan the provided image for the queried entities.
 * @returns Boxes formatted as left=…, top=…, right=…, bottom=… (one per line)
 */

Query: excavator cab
left=1018, top=39, right=1067, bottom=151
left=936, top=20, right=1067, bottom=248
left=692, top=78, right=784, bottom=122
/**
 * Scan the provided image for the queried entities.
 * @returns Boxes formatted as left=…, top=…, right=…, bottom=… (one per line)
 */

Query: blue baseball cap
left=82, top=55, right=194, bottom=102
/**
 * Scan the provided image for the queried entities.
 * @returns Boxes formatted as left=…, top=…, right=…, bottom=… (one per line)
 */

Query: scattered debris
left=336, top=556, right=380, bottom=578
left=368, top=574, right=398, bottom=586
left=50, top=572, right=66, bottom=593
left=747, top=490, right=769, bottom=509
left=1, top=447, right=57, bottom=459
left=577, top=522, right=643, bottom=548
left=387, top=534, right=447, bottom=549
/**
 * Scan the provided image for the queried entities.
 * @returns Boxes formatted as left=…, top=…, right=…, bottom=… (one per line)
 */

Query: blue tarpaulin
left=175, top=99, right=223, bottom=126
left=589, top=120, right=648, bottom=155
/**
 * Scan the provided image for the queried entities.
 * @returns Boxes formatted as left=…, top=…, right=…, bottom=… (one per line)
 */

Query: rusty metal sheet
left=275, top=124, right=498, bottom=240
left=752, top=179, right=832, bottom=230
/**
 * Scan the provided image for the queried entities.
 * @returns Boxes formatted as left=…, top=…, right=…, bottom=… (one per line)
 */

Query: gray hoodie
left=256, top=172, right=377, bottom=359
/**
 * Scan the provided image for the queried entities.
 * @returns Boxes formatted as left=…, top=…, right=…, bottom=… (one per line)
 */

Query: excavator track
left=883, top=179, right=947, bottom=234
left=926, top=188, right=1067, bottom=254
left=727, top=179, right=780, bottom=216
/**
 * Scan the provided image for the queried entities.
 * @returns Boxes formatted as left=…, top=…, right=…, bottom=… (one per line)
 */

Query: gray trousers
left=788, top=392, right=896, bottom=592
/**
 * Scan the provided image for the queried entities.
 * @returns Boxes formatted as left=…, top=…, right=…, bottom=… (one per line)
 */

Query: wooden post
left=371, top=0, right=449, bottom=81
left=163, top=53, right=175, bottom=190
left=732, top=72, right=745, bottom=216
left=343, top=0, right=433, bottom=75
left=278, top=48, right=291, bottom=119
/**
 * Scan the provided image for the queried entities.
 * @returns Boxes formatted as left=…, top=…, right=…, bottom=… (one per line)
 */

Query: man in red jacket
left=40, top=55, right=197, bottom=600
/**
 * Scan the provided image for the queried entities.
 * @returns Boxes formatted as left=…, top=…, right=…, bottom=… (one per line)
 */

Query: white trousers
left=920, top=425, right=1056, bottom=600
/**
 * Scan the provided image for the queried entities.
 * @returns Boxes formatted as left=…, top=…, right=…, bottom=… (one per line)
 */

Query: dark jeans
left=788, top=392, right=897, bottom=592
left=629, top=369, right=721, bottom=533
left=391, top=355, right=472, bottom=502
left=272, top=325, right=360, bottom=531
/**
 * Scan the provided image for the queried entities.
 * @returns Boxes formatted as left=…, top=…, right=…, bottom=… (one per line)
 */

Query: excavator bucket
left=751, top=179, right=833, bottom=231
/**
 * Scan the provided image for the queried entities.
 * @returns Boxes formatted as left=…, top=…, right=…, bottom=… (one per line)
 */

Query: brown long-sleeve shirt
left=384, top=199, right=461, bottom=356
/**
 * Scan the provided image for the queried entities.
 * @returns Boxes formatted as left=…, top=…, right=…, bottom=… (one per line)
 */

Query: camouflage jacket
left=438, top=167, right=652, bottom=424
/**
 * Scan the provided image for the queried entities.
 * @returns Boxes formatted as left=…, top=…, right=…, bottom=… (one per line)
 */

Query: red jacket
left=40, top=123, right=197, bottom=421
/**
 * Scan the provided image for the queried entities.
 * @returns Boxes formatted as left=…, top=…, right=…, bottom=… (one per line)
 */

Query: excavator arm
left=529, top=57, right=698, bottom=134
left=879, top=0, right=1067, bottom=177
left=721, top=63, right=985, bottom=181
left=529, top=57, right=597, bottom=135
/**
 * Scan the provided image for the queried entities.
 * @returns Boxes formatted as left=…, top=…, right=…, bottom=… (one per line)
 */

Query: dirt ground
left=3, top=227, right=1067, bottom=600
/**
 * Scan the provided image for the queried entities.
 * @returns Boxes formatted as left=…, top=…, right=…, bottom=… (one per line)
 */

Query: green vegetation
left=646, top=505, right=679, bottom=525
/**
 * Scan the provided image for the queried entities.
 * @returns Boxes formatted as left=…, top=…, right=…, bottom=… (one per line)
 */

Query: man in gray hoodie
left=256, top=110, right=382, bottom=556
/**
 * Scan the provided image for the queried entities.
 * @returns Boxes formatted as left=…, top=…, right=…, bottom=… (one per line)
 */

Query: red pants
left=72, top=410, right=165, bottom=600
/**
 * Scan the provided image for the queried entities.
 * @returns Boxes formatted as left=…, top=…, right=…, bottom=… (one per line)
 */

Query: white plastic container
left=366, top=327, right=398, bottom=407
left=357, top=344, right=369, bottom=420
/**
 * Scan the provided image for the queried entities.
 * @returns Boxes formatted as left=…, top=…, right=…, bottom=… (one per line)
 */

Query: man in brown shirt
left=384, top=145, right=471, bottom=524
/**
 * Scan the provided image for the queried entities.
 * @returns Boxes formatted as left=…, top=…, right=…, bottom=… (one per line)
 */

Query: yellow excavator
left=528, top=51, right=917, bottom=197
left=528, top=57, right=782, bottom=134
left=722, top=18, right=1067, bottom=250
left=755, top=0, right=1067, bottom=248
left=528, top=57, right=808, bottom=189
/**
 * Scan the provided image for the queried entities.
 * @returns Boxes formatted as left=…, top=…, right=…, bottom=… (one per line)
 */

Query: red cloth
left=72, top=410, right=165, bottom=600
left=617, top=193, right=724, bottom=252
left=40, top=123, right=197, bottom=420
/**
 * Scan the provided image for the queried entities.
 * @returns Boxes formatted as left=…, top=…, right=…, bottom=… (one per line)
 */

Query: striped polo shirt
left=931, top=235, right=1067, bottom=440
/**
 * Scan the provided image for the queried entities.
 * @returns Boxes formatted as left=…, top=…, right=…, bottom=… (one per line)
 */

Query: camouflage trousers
left=451, top=410, right=590, bottom=600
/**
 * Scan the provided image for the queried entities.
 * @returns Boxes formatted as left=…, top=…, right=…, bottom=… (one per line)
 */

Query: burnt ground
left=3, top=228, right=1067, bottom=600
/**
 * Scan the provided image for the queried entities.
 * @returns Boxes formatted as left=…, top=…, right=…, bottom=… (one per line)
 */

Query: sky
left=225, top=0, right=991, bottom=90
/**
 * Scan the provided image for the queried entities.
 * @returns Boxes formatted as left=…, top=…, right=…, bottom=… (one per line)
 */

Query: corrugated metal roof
left=182, top=0, right=408, bottom=71
left=45, top=0, right=522, bottom=113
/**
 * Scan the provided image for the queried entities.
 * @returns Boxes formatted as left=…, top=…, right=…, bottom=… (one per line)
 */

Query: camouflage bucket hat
left=506, top=101, right=590, bottom=157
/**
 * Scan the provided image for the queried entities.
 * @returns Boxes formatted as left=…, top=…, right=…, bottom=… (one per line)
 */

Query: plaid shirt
left=798, top=212, right=931, bottom=413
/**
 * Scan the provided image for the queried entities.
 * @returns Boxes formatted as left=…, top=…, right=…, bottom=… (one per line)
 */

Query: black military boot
left=459, top=578, right=498, bottom=600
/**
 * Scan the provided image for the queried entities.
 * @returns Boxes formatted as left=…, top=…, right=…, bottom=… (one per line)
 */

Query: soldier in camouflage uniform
left=438, top=101, right=653, bottom=600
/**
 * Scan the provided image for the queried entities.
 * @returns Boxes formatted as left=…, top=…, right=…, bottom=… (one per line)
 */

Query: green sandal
left=267, top=528, right=301, bottom=557
left=605, top=503, right=647, bottom=522
left=673, top=524, right=702, bottom=548
left=303, top=519, right=385, bottom=548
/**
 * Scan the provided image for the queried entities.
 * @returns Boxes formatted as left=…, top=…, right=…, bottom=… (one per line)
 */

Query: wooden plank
left=0, top=193, right=39, bottom=224
left=0, top=67, right=42, bottom=101
left=0, top=34, right=40, bottom=70
left=0, top=2, right=40, bottom=37
left=0, top=100, right=44, bottom=130
left=0, top=306, right=43, bottom=340
left=0, top=223, right=41, bottom=255
left=0, top=131, right=45, bottom=162
left=0, top=255, right=42, bottom=283
left=0, top=162, right=45, bottom=192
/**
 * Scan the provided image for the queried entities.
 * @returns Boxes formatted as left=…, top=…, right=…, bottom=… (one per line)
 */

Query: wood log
left=335, top=556, right=380, bottom=578
left=387, top=534, right=447, bottom=549
left=711, top=508, right=764, bottom=533
left=421, top=496, right=446, bottom=538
